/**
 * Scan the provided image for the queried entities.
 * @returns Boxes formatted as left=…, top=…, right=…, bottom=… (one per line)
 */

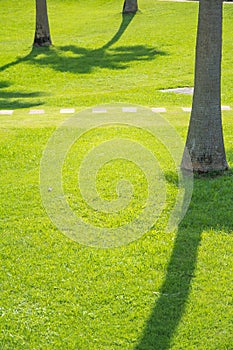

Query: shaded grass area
left=0, top=13, right=165, bottom=76
left=1, top=0, right=233, bottom=349
left=0, top=44, right=164, bottom=76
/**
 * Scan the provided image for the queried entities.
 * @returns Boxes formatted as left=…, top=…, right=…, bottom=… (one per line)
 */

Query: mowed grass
left=0, top=1, right=233, bottom=349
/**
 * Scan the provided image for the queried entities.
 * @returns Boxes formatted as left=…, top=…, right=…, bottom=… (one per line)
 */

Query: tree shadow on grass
left=0, top=14, right=166, bottom=75
left=135, top=168, right=233, bottom=350
left=0, top=81, right=45, bottom=110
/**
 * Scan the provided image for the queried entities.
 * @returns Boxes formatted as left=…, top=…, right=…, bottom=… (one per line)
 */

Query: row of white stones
left=0, top=106, right=231, bottom=115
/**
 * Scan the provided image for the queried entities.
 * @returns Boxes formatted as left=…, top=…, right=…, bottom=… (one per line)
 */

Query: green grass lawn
left=1, top=0, right=233, bottom=349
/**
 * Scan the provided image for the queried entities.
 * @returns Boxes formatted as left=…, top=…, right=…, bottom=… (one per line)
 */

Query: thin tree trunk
left=182, top=0, right=228, bottom=173
left=33, top=0, right=52, bottom=47
left=123, top=0, right=138, bottom=14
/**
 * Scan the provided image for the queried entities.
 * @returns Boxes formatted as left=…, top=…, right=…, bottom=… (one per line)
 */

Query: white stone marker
left=60, top=108, right=75, bottom=114
left=0, top=110, right=14, bottom=115
left=151, top=108, right=167, bottom=113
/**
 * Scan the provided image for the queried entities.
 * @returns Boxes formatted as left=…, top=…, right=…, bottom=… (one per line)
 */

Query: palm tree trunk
left=123, top=0, right=138, bottom=14
left=33, top=0, right=52, bottom=47
left=182, top=0, right=228, bottom=173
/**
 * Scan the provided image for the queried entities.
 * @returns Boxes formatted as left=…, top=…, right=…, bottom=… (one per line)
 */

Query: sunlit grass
left=0, top=1, right=233, bottom=349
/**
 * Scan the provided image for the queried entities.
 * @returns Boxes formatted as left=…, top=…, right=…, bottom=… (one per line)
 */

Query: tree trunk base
left=123, top=9, right=138, bottom=14
left=33, top=36, right=52, bottom=47
left=181, top=157, right=229, bottom=174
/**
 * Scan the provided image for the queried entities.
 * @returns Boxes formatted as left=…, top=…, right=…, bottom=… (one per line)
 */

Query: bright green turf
left=1, top=1, right=233, bottom=349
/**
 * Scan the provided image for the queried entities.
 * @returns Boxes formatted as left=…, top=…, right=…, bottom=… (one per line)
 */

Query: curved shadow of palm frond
left=0, top=44, right=165, bottom=76
left=0, top=81, right=45, bottom=110
left=53, top=44, right=164, bottom=74
left=0, top=14, right=167, bottom=75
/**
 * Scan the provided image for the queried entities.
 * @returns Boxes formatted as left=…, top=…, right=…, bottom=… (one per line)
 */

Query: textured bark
left=123, top=0, right=138, bottom=14
left=33, top=0, right=52, bottom=46
left=182, top=0, right=228, bottom=173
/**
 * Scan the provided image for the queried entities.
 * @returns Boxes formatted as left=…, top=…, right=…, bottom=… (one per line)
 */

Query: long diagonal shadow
left=135, top=170, right=233, bottom=349
left=0, top=14, right=166, bottom=75
left=102, top=13, right=136, bottom=49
